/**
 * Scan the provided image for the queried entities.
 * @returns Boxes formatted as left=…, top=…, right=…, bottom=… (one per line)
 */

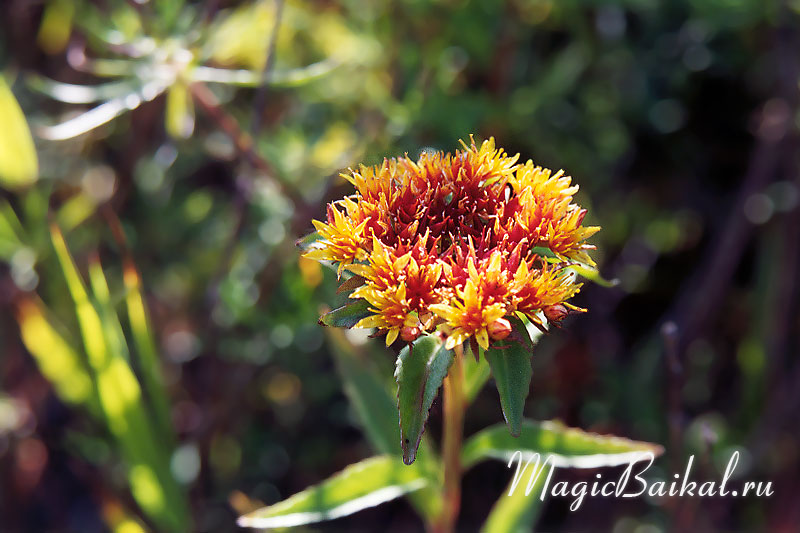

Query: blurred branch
left=250, top=0, right=285, bottom=137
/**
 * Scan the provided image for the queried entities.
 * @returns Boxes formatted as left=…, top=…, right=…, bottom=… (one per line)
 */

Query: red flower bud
left=543, top=304, right=569, bottom=323
left=401, top=326, right=422, bottom=342
left=488, top=317, right=512, bottom=340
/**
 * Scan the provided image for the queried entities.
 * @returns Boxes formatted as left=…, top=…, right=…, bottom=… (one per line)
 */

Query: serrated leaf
left=0, top=76, right=38, bottom=189
left=320, top=299, right=372, bottom=328
left=484, top=331, right=533, bottom=437
left=462, top=419, right=664, bottom=471
left=238, top=456, right=429, bottom=529
left=396, top=334, right=454, bottom=465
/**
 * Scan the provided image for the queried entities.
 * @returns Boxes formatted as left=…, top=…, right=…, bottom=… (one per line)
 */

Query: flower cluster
left=305, top=137, right=600, bottom=350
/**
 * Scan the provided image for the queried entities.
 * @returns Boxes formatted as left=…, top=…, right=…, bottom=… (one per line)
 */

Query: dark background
left=1, top=0, right=798, bottom=531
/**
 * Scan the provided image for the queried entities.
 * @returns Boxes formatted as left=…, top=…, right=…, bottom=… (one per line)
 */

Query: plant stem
left=434, top=344, right=466, bottom=533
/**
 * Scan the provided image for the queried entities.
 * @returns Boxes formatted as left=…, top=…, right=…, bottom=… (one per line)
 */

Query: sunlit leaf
left=320, top=299, right=371, bottom=328
left=0, top=75, right=38, bottom=189
left=473, top=421, right=663, bottom=533
left=396, top=335, right=454, bottom=465
left=36, top=0, right=75, bottom=54
left=238, top=456, right=429, bottom=529
left=50, top=224, right=189, bottom=533
left=462, top=419, right=664, bottom=471
left=191, top=59, right=340, bottom=87
left=481, top=464, right=551, bottom=533
left=38, top=82, right=167, bottom=140
left=15, top=297, right=98, bottom=412
left=165, top=82, right=195, bottom=139
left=122, top=259, right=175, bottom=448
left=28, top=76, right=141, bottom=104
left=0, top=199, right=25, bottom=259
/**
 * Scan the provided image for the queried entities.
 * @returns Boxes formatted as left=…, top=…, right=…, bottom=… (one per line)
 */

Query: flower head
left=305, top=136, right=600, bottom=351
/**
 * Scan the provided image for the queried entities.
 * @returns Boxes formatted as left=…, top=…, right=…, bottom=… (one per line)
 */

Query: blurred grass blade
left=38, top=82, right=167, bottom=140
left=50, top=224, right=189, bottom=533
left=238, top=456, right=429, bottom=529
left=481, top=464, right=551, bottom=533
left=320, top=299, right=371, bottom=328
left=191, top=59, right=340, bottom=87
left=16, top=297, right=99, bottom=413
left=0, top=199, right=25, bottom=259
left=56, top=193, right=98, bottom=231
left=165, top=82, right=195, bottom=139
left=36, top=0, right=75, bottom=54
left=461, top=420, right=664, bottom=471
left=0, top=75, right=38, bottom=189
left=88, top=254, right=130, bottom=364
left=395, top=334, right=453, bottom=465
left=122, top=257, right=175, bottom=447
left=326, top=329, right=443, bottom=520
left=327, top=329, right=399, bottom=454
left=28, top=76, right=141, bottom=104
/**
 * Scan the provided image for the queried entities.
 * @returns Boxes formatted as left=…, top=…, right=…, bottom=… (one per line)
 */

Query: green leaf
left=50, top=224, right=189, bottom=533
left=0, top=75, right=38, bottom=190
left=484, top=332, right=533, bottom=437
left=165, top=82, right=194, bottom=139
left=327, top=329, right=401, bottom=455
left=238, top=456, right=429, bottom=529
left=481, top=463, right=551, bottom=533
left=463, top=346, right=491, bottom=404
left=396, top=335, right=454, bottom=465
left=15, top=297, right=99, bottom=413
left=326, top=329, right=443, bottom=520
left=123, top=260, right=175, bottom=449
left=320, top=299, right=372, bottom=328
left=462, top=419, right=664, bottom=471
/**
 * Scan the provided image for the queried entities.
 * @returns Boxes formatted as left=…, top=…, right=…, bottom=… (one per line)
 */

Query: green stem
left=433, top=344, right=465, bottom=533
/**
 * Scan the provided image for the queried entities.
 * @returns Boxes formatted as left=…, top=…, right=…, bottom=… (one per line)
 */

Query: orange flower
left=304, top=136, right=600, bottom=350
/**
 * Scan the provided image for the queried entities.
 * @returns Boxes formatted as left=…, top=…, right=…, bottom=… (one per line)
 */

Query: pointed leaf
left=484, top=336, right=532, bottom=437
left=320, top=299, right=371, bottom=328
left=462, top=419, right=664, bottom=471
left=238, top=456, right=428, bottom=529
left=395, top=334, right=454, bottom=465
left=0, top=76, right=38, bottom=189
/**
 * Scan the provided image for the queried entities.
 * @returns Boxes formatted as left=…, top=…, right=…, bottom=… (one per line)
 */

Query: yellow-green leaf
left=238, top=455, right=429, bottom=529
left=462, top=420, right=664, bottom=471
left=0, top=76, right=38, bottom=189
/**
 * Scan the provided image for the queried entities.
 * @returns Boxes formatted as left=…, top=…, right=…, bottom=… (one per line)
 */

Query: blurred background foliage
left=0, top=0, right=798, bottom=531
